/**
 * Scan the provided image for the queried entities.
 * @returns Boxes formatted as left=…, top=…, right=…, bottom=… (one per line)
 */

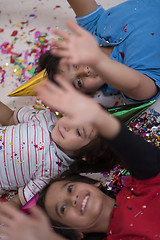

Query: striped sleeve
left=13, top=107, right=40, bottom=124
left=13, top=107, right=57, bottom=126
left=18, top=177, right=51, bottom=205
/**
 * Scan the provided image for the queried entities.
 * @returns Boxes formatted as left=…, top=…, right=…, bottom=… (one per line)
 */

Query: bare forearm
left=0, top=101, right=15, bottom=126
left=94, top=52, right=157, bottom=101
left=67, top=0, right=98, bottom=17
left=91, top=103, right=121, bottom=140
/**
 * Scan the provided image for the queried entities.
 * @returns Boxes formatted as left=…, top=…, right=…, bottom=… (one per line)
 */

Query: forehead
left=45, top=180, right=67, bottom=209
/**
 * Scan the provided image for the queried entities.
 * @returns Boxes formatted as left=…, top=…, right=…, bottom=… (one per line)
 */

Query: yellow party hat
left=8, top=69, right=47, bottom=96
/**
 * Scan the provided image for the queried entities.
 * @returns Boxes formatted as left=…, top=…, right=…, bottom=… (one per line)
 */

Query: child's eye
left=60, top=205, right=66, bottom=214
left=67, top=185, right=73, bottom=193
left=77, top=78, right=83, bottom=88
left=76, top=129, right=81, bottom=137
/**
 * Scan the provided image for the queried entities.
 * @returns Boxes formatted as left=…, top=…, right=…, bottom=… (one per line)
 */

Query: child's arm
left=36, top=75, right=160, bottom=179
left=0, top=203, right=67, bottom=240
left=67, top=0, right=98, bottom=17
left=0, top=101, right=15, bottom=126
left=51, top=20, right=158, bottom=101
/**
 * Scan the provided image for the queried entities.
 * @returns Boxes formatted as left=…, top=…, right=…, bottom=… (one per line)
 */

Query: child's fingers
left=0, top=203, right=16, bottom=219
left=66, top=19, right=85, bottom=36
left=36, top=80, right=65, bottom=108
left=51, top=28, right=71, bottom=41
left=29, top=206, right=50, bottom=224
left=0, top=224, right=8, bottom=236
left=44, top=77, right=68, bottom=92
left=0, top=215, right=11, bottom=227
left=60, top=57, right=74, bottom=65
left=36, top=82, right=62, bottom=101
left=53, top=74, right=76, bottom=91
left=50, top=39, right=67, bottom=50
left=51, top=48, right=70, bottom=58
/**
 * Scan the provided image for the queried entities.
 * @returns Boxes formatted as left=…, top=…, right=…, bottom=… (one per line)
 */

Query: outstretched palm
left=51, top=20, right=100, bottom=66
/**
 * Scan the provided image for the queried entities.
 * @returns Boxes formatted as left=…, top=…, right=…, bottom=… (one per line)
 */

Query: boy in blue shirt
left=49, top=0, right=160, bottom=103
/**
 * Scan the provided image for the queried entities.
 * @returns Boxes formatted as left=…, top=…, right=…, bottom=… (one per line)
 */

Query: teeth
left=81, top=195, right=89, bottom=213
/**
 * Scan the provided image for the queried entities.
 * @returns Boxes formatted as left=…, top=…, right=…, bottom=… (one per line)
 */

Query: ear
left=77, top=231, right=84, bottom=239
left=94, top=182, right=101, bottom=188
left=81, top=156, right=86, bottom=161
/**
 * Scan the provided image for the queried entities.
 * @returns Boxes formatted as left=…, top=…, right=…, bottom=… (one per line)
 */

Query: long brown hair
left=37, top=171, right=114, bottom=240
left=70, top=136, right=121, bottom=173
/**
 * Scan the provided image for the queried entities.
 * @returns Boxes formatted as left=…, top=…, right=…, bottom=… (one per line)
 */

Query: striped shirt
left=0, top=107, right=74, bottom=205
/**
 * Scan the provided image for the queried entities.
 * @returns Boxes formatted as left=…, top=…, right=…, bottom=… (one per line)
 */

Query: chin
left=85, top=198, right=104, bottom=232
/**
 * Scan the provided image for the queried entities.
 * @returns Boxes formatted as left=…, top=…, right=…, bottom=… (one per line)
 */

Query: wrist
left=94, top=50, right=109, bottom=71
left=94, top=107, right=121, bottom=139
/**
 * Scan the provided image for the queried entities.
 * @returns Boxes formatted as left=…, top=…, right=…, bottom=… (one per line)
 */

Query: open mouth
left=81, top=194, right=90, bottom=215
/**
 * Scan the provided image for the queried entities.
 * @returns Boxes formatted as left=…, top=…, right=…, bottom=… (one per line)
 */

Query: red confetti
left=29, top=28, right=36, bottom=33
left=119, top=52, right=125, bottom=60
left=38, top=145, right=44, bottom=150
left=113, top=101, right=119, bottom=107
left=9, top=19, right=12, bottom=24
left=151, top=33, right=154, bottom=36
left=21, top=21, right=28, bottom=25
left=56, top=5, right=61, bottom=8
left=10, top=56, right=15, bottom=64
left=122, top=24, right=127, bottom=32
left=29, top=49, right=37, bottom=56
left=11, top=30, right=18, bottom=37
left=0, top=28, right=4, bottom=33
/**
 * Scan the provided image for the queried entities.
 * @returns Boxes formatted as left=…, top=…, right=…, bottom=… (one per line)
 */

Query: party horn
left=8, top=69, right=47, bottom=96
left=108, top=100, right=156, bottom=124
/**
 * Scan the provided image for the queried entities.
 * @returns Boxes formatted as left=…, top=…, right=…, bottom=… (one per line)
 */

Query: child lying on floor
left=42, top=0, right=160, bottom=104
left=0, top=101, right=114, bottom=208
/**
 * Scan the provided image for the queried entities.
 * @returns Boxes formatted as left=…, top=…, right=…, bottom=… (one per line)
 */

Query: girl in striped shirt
left=0, top=101, right=110, bottom=208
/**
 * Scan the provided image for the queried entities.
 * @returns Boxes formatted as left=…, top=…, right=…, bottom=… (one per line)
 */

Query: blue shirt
left=76, top=0, right=160, bottom=102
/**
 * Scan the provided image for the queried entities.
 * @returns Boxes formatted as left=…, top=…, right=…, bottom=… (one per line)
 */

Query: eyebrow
left=55, top=182, right=70, bottom=218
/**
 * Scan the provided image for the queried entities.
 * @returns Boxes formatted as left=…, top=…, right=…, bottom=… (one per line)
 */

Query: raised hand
left=0, top=203, right=65, bottom=240
left=50, top=20, right=100, bottom=66
left=36, top=75, right=101, bottom=128
left=36, top=75, right=120, bottom=139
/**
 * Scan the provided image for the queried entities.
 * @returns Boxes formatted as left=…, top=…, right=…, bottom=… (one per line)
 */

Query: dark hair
left=70, top=136, right=120, bottom=173
left=37, top=171, right=114, bottom=240
left=37, top=50, right=61, bottom=83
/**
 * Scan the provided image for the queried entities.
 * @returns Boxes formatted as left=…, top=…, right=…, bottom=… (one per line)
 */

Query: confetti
left=11, top=30, right=18, bottom=37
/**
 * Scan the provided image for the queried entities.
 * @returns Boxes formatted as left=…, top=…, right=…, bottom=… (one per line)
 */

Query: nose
left=83, top=66, right=90, bottom=76
left=77, top=66, right=91, bottom=76
left=70, top=194, right=78, bottom=207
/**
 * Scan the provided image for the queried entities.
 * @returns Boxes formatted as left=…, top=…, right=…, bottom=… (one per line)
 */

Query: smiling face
left=58, top=64, right=104, bottom=94
left=51, top=116, right=97, bottom=157
left=44, top=180, right=109, bottom=233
